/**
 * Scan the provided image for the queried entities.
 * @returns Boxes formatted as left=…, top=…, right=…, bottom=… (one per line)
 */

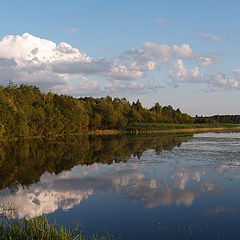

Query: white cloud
left=191, top=66, right=200, bottom=77
left=51, top=58, right=110, bottom=75
left=200, top=33, right=223, bottom=41
left=169, top=63, right=240, bottom=90
left=105, top=80, right=145, bottom=92
left=197, top=56, right=219, bottom=66
left=78, top=76, right=98, bottom=90
left=207, top=73, right=240, bottom=90
left=71, top=76, right=99, bottom=95
left=233, top=69, right=240, bottom=80
left=0, top=33, right=90, bottom=64
left=169, top=59, right=203, bottom=86
left=107, top=62, right=144, bottom=80
left=0, top=33, right=236, bottom=95
left=172, top=44, right=193, bottom=59
left=0, top=33, right=92, bottom=92
left=169, top=59, right=187, bottom=80
left=140, top=42, right=193, bottom=61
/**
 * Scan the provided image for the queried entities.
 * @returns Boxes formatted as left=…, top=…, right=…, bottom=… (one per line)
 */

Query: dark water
left=1, top=132, right=240, bottom=239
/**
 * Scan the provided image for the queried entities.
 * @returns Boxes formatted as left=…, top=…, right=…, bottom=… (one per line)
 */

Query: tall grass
left=0, top=215, right=119, bottom=240
left=124, top=123, right=239, bottom=132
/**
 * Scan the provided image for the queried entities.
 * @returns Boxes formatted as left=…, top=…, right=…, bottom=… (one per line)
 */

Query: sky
left=0, top=0, right=240, bottom=116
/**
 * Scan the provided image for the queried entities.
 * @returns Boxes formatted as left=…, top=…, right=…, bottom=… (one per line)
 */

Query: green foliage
left=0, top=84, right=90, bottom=138
left=0, top=215, right=118, bottom=240
left=0, top=83, right=197, bottom=138
left=195, top=115, right=240, bottom=124
left=80, top=97, right=195, bottom=129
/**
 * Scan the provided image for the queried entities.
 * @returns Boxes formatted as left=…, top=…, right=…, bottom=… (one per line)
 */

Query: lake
left=1, top=131, right=240, bottom=239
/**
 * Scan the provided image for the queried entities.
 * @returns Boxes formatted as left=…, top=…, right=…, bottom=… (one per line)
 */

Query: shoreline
left=1, top=126, right=240, bottom=141
left=95, top=126, right=240, bottom=135
left=126, top=126, right=240, bottom=134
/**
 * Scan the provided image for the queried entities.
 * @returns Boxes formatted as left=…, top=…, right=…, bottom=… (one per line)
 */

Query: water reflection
left=0, top=166, right=224, bottom=218
left=0, top=133, right=194, bottom=218
left=1, top=132, right=240, bottom=239
left=0, top=134, right=192, bottom=191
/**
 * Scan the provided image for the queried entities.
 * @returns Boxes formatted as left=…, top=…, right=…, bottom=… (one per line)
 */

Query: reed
left=124, top=123, right=239, bottom=132
left=0, top=215, right=119, bottom=240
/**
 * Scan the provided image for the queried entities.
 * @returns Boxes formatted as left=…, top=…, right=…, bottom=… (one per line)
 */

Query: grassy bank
left=1, top=123, right=240, bottom=142
left=0, top=215, right=119, bottom=240
left=124, top=123, right=240, bottom=132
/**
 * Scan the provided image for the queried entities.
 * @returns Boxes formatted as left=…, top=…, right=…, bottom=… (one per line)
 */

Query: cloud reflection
left=0, top=165, right=223, bottom=219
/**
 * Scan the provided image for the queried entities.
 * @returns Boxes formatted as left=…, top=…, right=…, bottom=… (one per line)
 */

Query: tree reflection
left=0, top=133, right=192, bottom=191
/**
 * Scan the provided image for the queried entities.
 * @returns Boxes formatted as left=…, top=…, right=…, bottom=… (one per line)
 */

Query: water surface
left=1, top=132, right=240, bottom=239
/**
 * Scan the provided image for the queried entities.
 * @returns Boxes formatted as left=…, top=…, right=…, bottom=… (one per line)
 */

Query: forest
left=0, top=83, right=195, bottom=138
left=195, top=115, right=240, bottom=124
left=0, top=83, right=239, bottom=138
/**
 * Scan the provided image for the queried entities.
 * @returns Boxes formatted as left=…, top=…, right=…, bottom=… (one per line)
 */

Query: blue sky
left=0, top=0, right=240, bottom=115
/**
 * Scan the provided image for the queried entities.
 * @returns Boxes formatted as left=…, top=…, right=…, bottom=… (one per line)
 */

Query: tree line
left=194, top=115, right=240, bottom=124
left=0, top=83, right=238, bottom=138
left=0, top=83, right=195, bottom=137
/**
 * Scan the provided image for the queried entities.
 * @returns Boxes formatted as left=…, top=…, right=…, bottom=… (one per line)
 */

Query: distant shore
left=94, top=126, right=240, bottom=135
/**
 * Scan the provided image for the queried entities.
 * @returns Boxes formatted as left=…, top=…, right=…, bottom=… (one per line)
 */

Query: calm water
left=1, top=132, right=240, bottom=239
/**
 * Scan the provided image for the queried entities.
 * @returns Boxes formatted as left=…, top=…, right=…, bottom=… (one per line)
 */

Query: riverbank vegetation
left=0, top=215, right=117, bottom=240
left=0, top=83, right=239, bottom=138
left=124, top=123, right=238, bottom=132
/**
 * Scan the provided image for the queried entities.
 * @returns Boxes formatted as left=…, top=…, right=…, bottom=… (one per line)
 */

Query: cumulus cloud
left=107, top=62, right=144, bottom=80
left=0, top=33, right=162, bottom=94
left=0, top=32, right=237, bottom=95
left=207, top=72, right=240, bottom=90
left=70, top=76, right=99, bottom=95
left=169, top=59, right=203, bottom=87
left=0, top=33, right=90, bottom=64
left=51, top=58, right=110, bottom=75
left=129, top=42, right=194, bottom=62
left=0, top=33, right=92, bottom=92
left=197, top=55, right=220, bottom=66
left=169, top=59, right=188, bottom=80
left=200, top=33, right=223, bottom=41
left=78, top=76, right=98, bottom=90
left=105, top=80, right=146, bottom=93
left=168, top=58, right=240, bottom=90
